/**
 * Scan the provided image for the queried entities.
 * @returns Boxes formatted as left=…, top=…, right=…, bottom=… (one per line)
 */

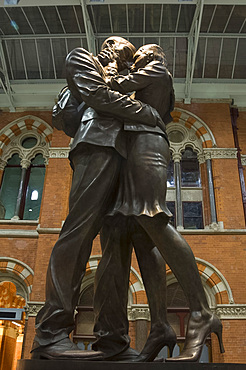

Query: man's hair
left=101, top=36, right=136, bottom=61
left=146, top=44, right=167, bottom=67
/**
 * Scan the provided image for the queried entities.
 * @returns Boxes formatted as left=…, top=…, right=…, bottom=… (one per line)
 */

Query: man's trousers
left=34, top=144, right=122, bottom=348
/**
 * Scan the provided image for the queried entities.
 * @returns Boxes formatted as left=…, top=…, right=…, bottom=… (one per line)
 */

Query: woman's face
left=131, top=45, right=153, bottom=72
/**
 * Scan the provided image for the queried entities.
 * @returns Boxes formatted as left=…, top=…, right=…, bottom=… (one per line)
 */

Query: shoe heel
left=168, top=342, right=176, bottom=357
left=214, top=325, right=225, bottom=353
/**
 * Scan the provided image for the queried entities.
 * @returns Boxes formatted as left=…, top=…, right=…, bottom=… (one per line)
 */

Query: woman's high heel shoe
left=166, top=313, right=225, bottom=362
left=133, top=324, right=177, bottom=362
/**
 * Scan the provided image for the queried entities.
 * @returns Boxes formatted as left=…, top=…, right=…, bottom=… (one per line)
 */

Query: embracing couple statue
left=31, top=36, right=224, bottom=363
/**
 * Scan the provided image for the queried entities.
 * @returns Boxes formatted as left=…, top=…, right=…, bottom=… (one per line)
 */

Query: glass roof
left=0, top=2, right=245, bottom=84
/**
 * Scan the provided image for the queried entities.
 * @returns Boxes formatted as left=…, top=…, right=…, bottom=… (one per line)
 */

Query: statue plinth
left=17, top=360, right=245, bottom=370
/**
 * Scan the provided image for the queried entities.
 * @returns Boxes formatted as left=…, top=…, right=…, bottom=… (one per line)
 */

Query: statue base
left=17, top=360, right=245, bottom=370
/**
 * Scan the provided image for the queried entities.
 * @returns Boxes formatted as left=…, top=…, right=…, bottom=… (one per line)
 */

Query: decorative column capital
left=128, top=305, right=150, bottom=321
left=204, top=151, right=212, bottom=161
left=25, top=301, right=45, bottom=318
left=197, top=152, right=205, bottom=164
left=0, top=159, right=7, bottom=171
left=20, top=159, right=31, bottom=169
left=172, top=152, right=182, bottom=163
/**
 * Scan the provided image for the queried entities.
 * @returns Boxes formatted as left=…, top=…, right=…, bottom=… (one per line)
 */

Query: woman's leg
left=136, top=216, right=210, bottom=314
left=135, top=215, right=224, bottom=362
left=130, top=218, right=176, bottom=361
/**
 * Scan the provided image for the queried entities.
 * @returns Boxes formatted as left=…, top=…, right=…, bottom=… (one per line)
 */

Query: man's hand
left=104, top=60, right=119, bottom=79
left=97, top=48, right=118, bottom=67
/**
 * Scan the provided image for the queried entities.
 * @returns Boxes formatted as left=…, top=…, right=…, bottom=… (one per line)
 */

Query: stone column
left=128, top=305, right=150, bottom=352
left=204, top=152, right=217, bottom=225
left=173, top=152, right=183, bottom=230
left=12, top=159, right=30, bottom=220
left=0, top=159, right=7, bottom=219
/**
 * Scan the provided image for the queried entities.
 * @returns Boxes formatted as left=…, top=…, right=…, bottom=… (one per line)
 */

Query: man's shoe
left=105, top=347, right=139, bottom=361
left=31, top=338, right=103, bottom=360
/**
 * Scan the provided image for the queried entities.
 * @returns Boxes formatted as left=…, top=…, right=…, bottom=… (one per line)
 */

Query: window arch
left=0, top=257, right=34, bottom=300
left=166, top=108, right=217, bottom=229
left=0, top=116, right=52, bottom=221
left=166, top=258, right=233, bottom=307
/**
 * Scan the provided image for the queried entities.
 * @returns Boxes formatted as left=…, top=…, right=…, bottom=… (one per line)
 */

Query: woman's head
left=132, top=44, right=167, bottom=71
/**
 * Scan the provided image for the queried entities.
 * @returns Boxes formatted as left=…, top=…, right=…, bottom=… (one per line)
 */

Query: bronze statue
left=94, top=44, right=225, bottom=362
left=31, top=37, right=224, bottom=363
left=31, top=37, right=169, bottom=361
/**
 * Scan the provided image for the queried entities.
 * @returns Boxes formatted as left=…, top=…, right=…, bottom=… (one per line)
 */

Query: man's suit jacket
left=65, top=48, right=165, bottom=158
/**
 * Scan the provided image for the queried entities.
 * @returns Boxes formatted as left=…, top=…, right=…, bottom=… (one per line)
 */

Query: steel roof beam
left=1, top=32, right=245, bottom=41
left=184, top=0, right=204, bottom=104
left=1, top=0, right=246, bottom=6
left=80, top=0, right=96, bottom=54
left=0, top=39, right=15, bottom=111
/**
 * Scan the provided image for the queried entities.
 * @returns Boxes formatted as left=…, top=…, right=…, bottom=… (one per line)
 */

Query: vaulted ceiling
left=0, top=0, right=246, bottom=111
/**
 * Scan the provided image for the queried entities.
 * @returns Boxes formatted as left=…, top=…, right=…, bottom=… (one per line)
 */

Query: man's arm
left=65, top=48, right=161, bottom=128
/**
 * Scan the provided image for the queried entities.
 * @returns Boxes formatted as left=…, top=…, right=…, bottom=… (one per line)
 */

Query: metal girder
left=2, top=32, right=246, bottom=42
left=0, top=39, right=15, bottom=111
left=80, top=0, right=96, bottom=55
left=184, top=0, right=204, bottom=104
left=1, top=0, right=246, bottom=6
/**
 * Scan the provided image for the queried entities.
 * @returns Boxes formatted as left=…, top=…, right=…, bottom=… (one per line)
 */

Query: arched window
left=167, top=109, right=218, bottom=229
left=0, top=152, right=46, bottom=220
left=0, top=154, right=22, bottom=220
left=166, top=146, right=204, bottom=229
left=181, top=147, right=201, bottom=187
left=0, top=117, right=51, bottom=221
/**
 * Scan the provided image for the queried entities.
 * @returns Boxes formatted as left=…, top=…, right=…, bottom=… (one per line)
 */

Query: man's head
left=131, top=44, right=167, bottom=72
left=97, top=36, right=136, bottom=72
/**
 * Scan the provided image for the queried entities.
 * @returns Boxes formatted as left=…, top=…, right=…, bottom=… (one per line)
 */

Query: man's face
left=131, top=45, right=154, bottom=72
left=98, top=37, right=135, bottom=71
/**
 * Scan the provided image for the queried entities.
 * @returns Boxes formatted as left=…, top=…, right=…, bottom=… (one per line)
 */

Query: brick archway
left=0, top=115, right=52, bottom=158
left=166, top=257, right=233, bottom=306
left=0, top=257, right=34, bottom=298
left=170, top=108, right=216, bottom=149
left=83, top=255, right=145, bottom=305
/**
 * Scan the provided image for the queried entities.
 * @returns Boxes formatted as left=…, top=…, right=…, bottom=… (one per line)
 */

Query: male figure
left=94, top=44, right=223, bottom=363
left=31, top=38, right=168, bottom=360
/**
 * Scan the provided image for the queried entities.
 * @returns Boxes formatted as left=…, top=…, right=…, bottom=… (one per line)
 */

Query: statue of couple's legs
left=95, top=213, right=224, bottom=362
left=93, top=215, right=176, bottom=361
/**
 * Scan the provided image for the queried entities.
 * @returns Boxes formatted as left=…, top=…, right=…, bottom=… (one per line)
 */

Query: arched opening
left=166, top=108, right=217, bottom=229
left=0, top=281, right=26, bottom=370
left=0, top=116, right=51, bottom=221
left=0, top=153, right=46, bottom=220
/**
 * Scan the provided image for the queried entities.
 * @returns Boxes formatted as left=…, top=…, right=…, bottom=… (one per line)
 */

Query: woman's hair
left=146, top=44, right=168, bottom=67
